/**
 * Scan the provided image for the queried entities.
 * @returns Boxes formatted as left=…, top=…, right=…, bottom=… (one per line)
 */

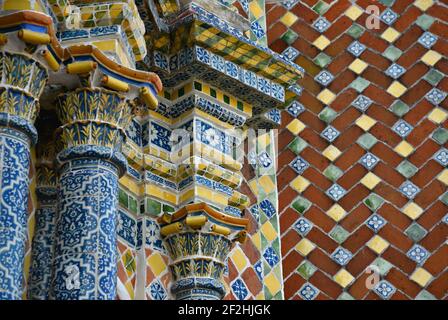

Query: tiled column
left=0, top=52, right=47, bottom=299
left=27, top=147, right=58, bottom=299
left=50, top=88, right=132, bottom=300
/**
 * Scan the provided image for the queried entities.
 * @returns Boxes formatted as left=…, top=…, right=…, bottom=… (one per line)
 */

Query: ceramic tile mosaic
left=267, top=0, right=448, bottom=301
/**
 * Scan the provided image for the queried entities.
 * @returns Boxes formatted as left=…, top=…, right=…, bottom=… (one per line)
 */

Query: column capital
left=55, top=87, right=133, bottom=176
left=159, top=203, right=248, bottom=300
left=0, top=51, right=48, bottom=143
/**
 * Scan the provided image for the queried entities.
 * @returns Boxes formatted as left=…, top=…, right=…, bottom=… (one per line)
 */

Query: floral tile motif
left=426, top=88, right=446, bottom=105
left=347, top=41, right=366, bottom=57
left=418, top=32, right=438, bottom=49
left=290, top=156, right=310, bottom=174
left=315, top=70, right=334, bottom=86
left=326, top=184, right=347, bottom=201
left=312, top=17, right=331, bottom=33
left=352, top=95, right=372, bottom=111
left=399, top=181, right=420, bottom=199
left=331, top=247, right=353, bottom=266
left=231, top=278, right=249, bottom=300
left=298, top=283, right=319, bottom=300
left=360, top=152, right=380, bottom=170
left=263, top=247, right=280, bottom=268
left=366, top=214, right=387, bottom=232
left=392, top=120, right=413, bottom=137
left=380, top=8, right=398, bottom=25
left=321, top=126, right=340, bottom=142
left=375, top=280, right=396, bottom=299
left=434, top=148, right=447, bottom=166
left=149, top=280, right=167, bottom=300
left=293, top=217, right=313, bottom=236
left=286, top=101, right=305, bottom=117
left=259, top=199, right=276, bottom=218
left=385, top=63, right=405, bottom=79
left=407, top=245, right=429, bottom=265
left=282, top=47, right=300, bottom=61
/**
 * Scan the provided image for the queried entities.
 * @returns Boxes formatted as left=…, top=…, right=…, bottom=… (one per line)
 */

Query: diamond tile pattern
left=267, top=0, right=447, bottom=301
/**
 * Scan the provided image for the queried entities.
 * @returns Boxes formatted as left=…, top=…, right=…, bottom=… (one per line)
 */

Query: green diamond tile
left=390, top=100, right=409, bottom=117
left=405, top=223, right=427, bottom=242
left=424, top=69, right=444, bottom=86
left=441, top=192, right=448, bottom=205
left=396, top=160, right=418, bottom=178
left=338, top=292, right=355, bottom=300
left=319, top=107, right=338, bottom=123
left=292, top=196, right=311, bottom=214
left=347, top=24, right=365, bottom=38
left=432, top=128, right=448, bottom=145
left=288, top=137, right=308, bottom=154
left=314, top=52, right=332, bottom=68
left=416, top=14, right=435, bottom=30
left=364, top=193, right=384, bottom=211
left=383, top=46, right=403, bottom=61
left=350, top=77, right=370, bottom=92
left=372, top=257, right=393, bottom=276
left=297, top=261, right=317, bottom=280
left=281, top=29, right=299, bottom=45
left=324, top=164, right=343, bottom=182
left=329, top=225, right=350, bottom=244
left=312, top=0, right=330, bottom=14
left=357, top=133, right=378, bottom=150
left=416, top=290, right=437, bottom=300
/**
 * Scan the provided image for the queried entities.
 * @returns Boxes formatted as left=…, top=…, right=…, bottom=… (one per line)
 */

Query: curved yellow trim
left=210, top=224, right=231, bottom=236
left=101, top=75, right=129, bottom=92
left=140, top=87, right=158, bottom=110
left=41, top=50, right=59, bottom=72
left=18, top=29, right=50, bottom=45
left=160, top=222, right=183, bottom=236
left=186, top=215, right=207, bottom=229
left=66, top=61, right=97, bottom=74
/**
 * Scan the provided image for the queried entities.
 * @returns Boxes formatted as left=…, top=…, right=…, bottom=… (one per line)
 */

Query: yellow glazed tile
left=345, top=5, right=363, bottom=20
left=334, top=269, right=355, bottom=288
left=317, top=89, right=336, bottom=104
left=394, top=141, right=414, bottom=157
left=327, top=204, right=347, bottom=222
left=381, top=27, right=401, bottom=43
left=313, top=35, right=331, bottom=50
left=323, top=145, right=342, bottom=161
left=402, top=202, right=424, bottom=220
left=421, top=50, right=442, bottom=66
left=356, top=115, right=376, bottom=131
left=248, top=179, right=259, bottom=196
left=428, top=108, right=448, bottom=123
left=230, top=247, right=248, bottom=272
left=295, top=238, right=316, bottom=256
left=437, top=169, right=448, bottom=185
left=281, top=12, right=298, bottom=27
left=349, top=58, right=368, bottom=74
left=261, top=221, right=278, bottom=242
left=290, top=176, right=310, bottom=193
left=256, top=292, right=265, bottom=300
left=410, top=267, right=433, bottom=287
left=414, top=0, right=434, bottom=11
left=287, top=119, right=306, bottom=135
left=387, top=81, right=407, bottom=98
left=258, top=175, right=275, bottom=194
left=367, top=235, right=390, bottom=254
left=251, top=232, right=262, bottom=250
left=361, top=172, right=381, bottom=190
left=265, top=271, right=282, bottom=295
left=147, top=253, right=166, bottom=276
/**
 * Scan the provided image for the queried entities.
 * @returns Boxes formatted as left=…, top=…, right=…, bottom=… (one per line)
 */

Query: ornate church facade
left=0, top=0, right=303, bottom=300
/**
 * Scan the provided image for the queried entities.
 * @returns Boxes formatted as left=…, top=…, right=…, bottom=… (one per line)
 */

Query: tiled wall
left=267, top=0, right=447, bottom=300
